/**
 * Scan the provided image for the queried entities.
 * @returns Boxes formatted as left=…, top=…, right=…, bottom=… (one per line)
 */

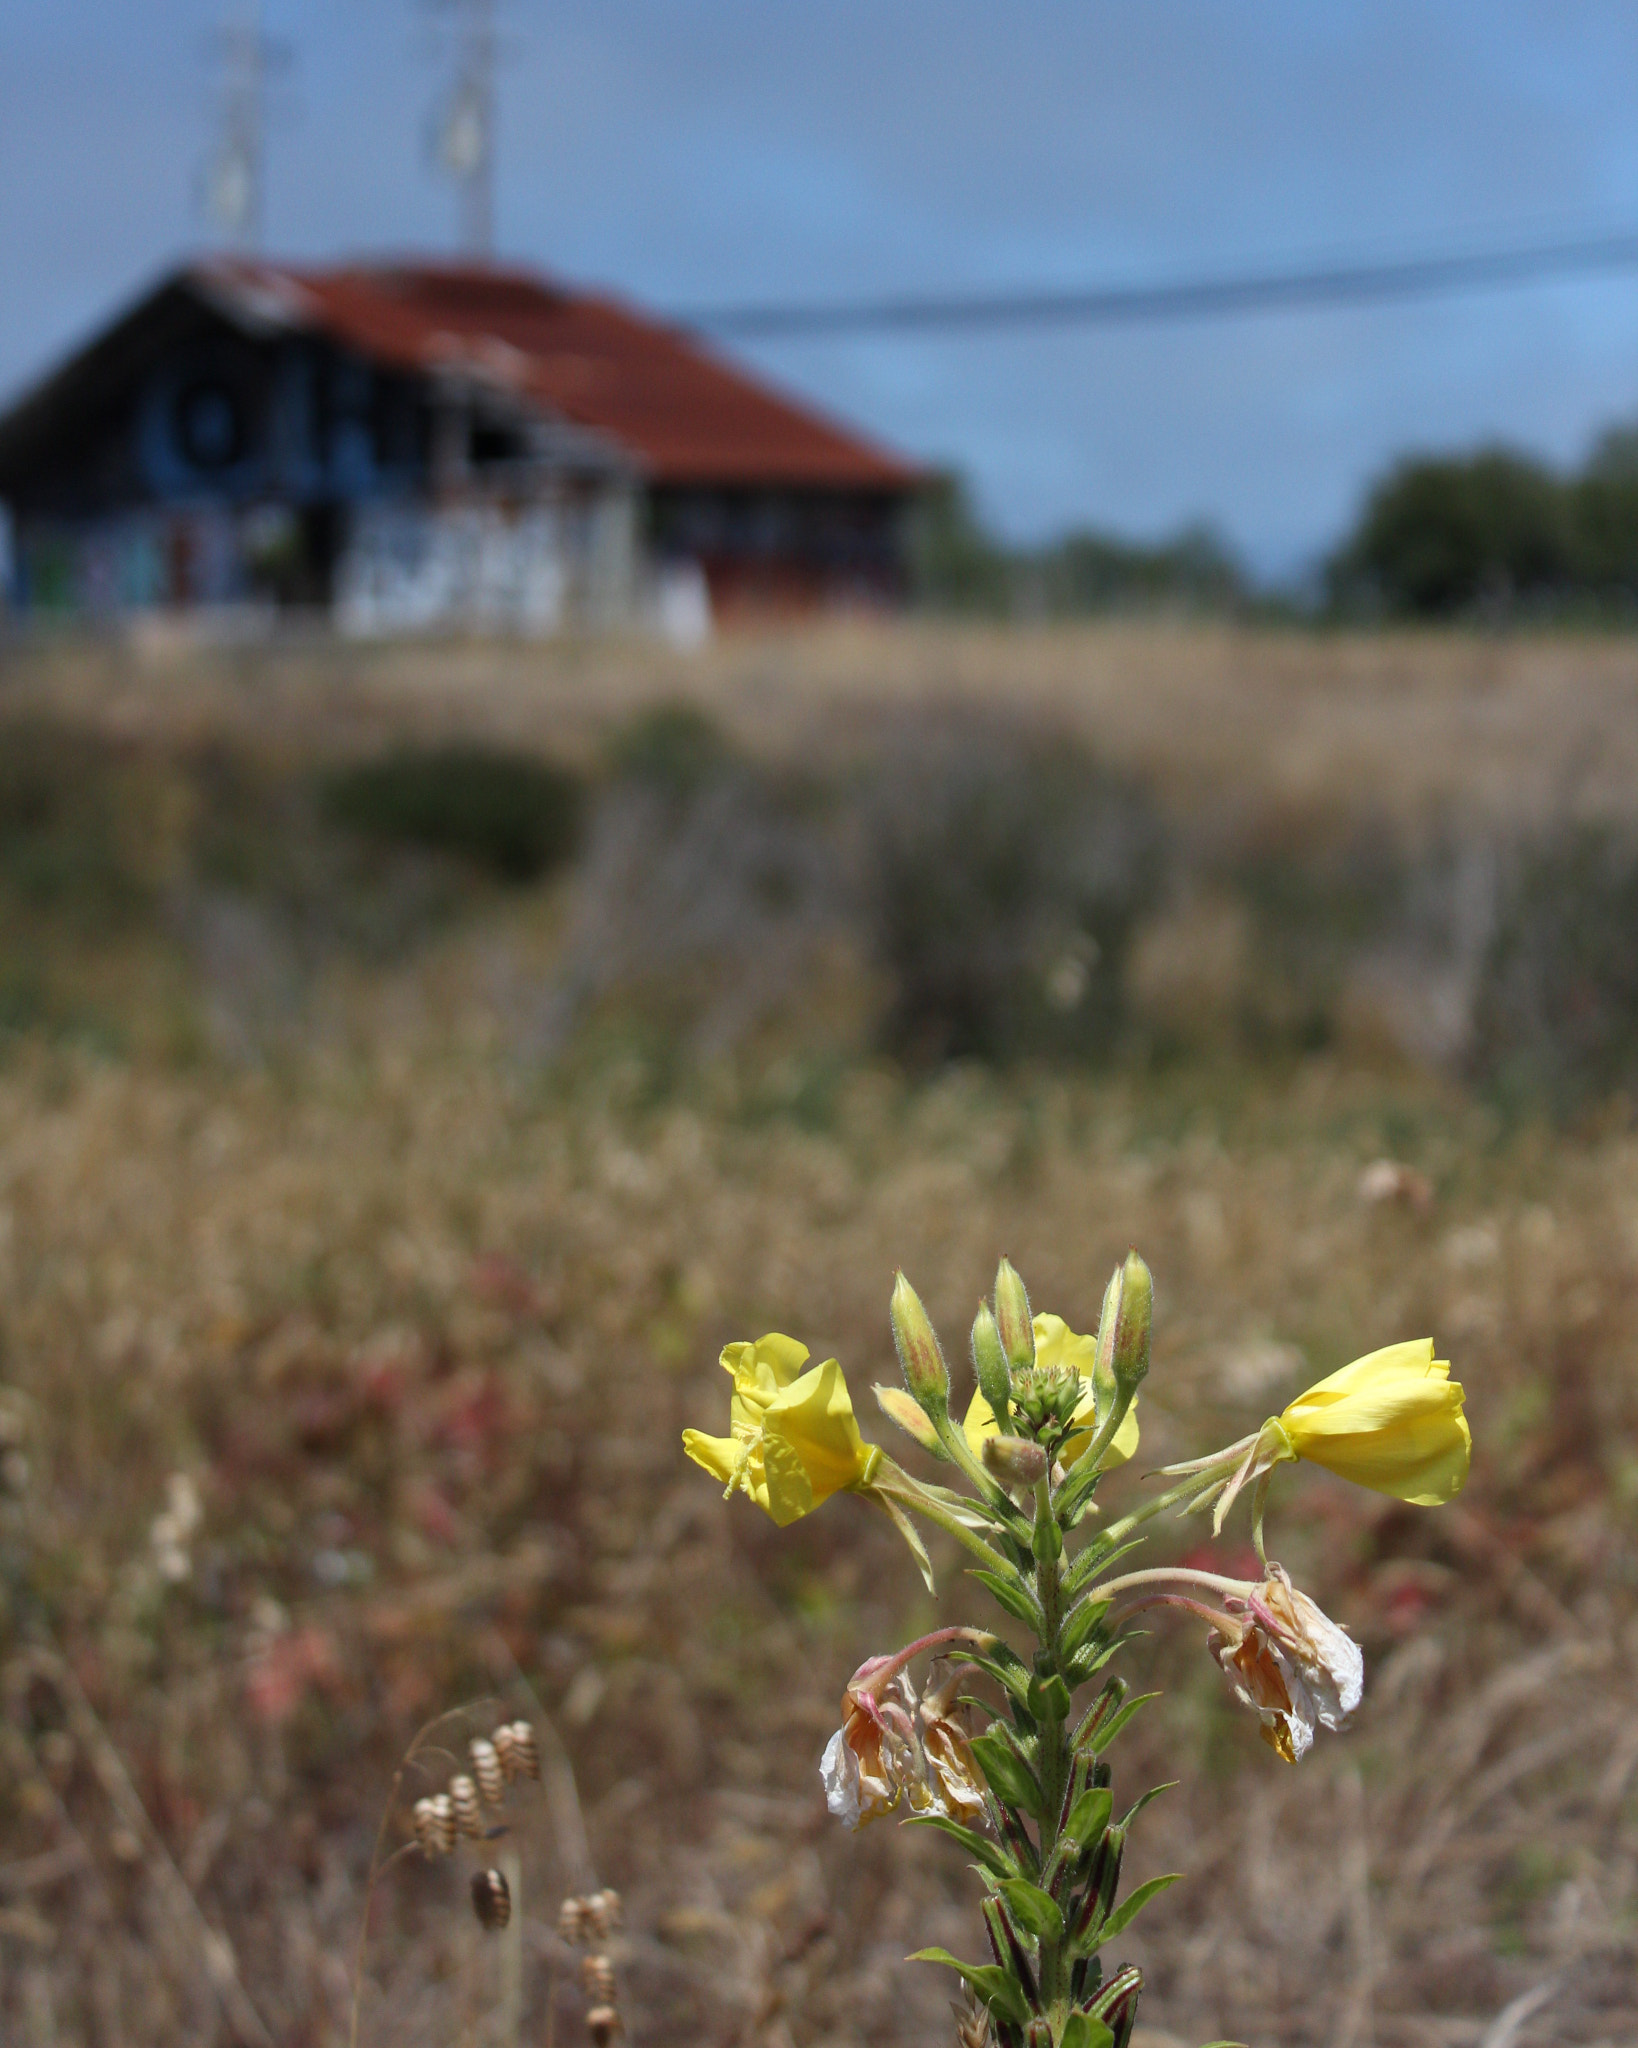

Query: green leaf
left=1063, top=1535, right=1148, bottom=1597
left=1061, top=2016, right=1116, bottom=2048
left=969, top=1568, right=1046, bottom=1632
left=964, top=1650, right=1034, bottom=1707
left=1059, top=1591, right=1113, bottom=1661
left=1064, top=1785, right=1114, bottom=1846
left=997, top=1878, right=1064, bottom=1943
left=1027, top=1672, right=1073, bottom=1723
left=971, top=1732, right=1045, bottom=1817
left=906, top=1950, right=1029, bottom=2027
left=1095, top=1872, right=1184, bottom=1946
left=1093, top=1691, right=1162, bottom=1752
left=1120, top=1780, right=1177, bottom=1830
left=906, top=1811, right=1016, bottom=1882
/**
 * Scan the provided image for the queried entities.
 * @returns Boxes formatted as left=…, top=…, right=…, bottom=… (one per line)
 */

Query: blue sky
left=6, top=2, right=1638, bottom=575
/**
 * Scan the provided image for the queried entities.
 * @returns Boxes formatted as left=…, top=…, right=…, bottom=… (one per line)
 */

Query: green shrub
left=1330, top=450, right=1574, bottom=618
left=1469, top=828, right=1638, bottom=1116
left=321, top=744, right=583, bottom=883
left=864, top=714, right=1163, bottom=1064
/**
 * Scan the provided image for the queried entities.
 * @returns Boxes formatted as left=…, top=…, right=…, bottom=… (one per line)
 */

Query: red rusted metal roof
left=199, top=258, right=920, bottom=492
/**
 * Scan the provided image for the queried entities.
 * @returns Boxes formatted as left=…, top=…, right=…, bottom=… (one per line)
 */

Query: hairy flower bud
left=981, top=1433, right=1048, bottom=1487
left=1097, top=1252, right=1152, bottom=1396
left=994, top=1258, right=1035, bottom=1371
left=891, top=1273, right=950, bottom=1416
left=970, top=1303, right=1012, bottom=1425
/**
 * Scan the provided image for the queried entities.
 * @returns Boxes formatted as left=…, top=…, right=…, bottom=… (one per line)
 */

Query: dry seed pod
left=557, top=1896, right=587, bottom=1944
left=469, top=1736, right=505, bottom=1808
left=470, top=1866, right=511, bottom=1932
left=505, top=1718, right=540, bottom=1780
left=586, top=1888, right=622, bottom=1939
left=450, top=1774, right=484, bottom=1839
left=581, top=1955, right=616, bottom=2002
left=413, top=1795, right=455, bottom=1859
left=586, top=2006, right=620, bottom=2046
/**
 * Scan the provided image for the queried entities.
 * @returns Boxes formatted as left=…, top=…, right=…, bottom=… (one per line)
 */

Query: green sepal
left=1093, top=1872, right=1183, bottom=1947
left=906, top=1811, right=1016, bottom=1883
left=1120, top=1781, right=1177, bottom=1830
left=876, top=1490, right=938, bottom=1595
left=1026, top=1672, right=1073, bottom=1723
left=996, top=1878, right=1064, bottom=1943
left=969, top=1568, right=1047, bottom=1633
left=906, top=1950, right=1030, bottom=2027
left=1061, top=2016, right=1116, bottom=2048
left=971, top=1732, right=1045, bottom=1817
left=1064, top=1785, right=1114, bottom=1847
left=1059, top=1592, right=1113, bottom=1662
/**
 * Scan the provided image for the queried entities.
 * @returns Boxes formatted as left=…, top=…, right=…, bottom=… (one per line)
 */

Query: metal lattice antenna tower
left=201, top=4, right=292, bottom=251
left=428, top=0, right=502, bottom=259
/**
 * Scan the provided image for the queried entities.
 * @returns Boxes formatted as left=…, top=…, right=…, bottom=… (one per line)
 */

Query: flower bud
left=994, top=1258, right=1035, bottom=1371
left=1096, top=1252, right=1152, bottom=1396
left=970, top=1303, right=1012, bottom=1424
left=1111, top=1252, right=1152, bottom=1391
left=873, top=1382, right=946, bottom=1457
left=890, top=1272, right=950, bottom=1416
left=981, top=1434, right=1048, bottom=1488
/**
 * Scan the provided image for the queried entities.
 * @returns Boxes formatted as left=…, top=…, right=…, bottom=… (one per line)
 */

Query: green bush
left=1330, top=450, right=1574, bottom=618
left=864, top=715, right=1163, bottom=1064
left=321, top=744, right=583, bottom=883
left=1469, top=828, right=1638, bottom=1116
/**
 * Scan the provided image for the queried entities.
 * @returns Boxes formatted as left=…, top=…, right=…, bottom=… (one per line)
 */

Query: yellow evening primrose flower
left=962, top=1312, right=1140, bottom=1469
left=683, top=1335, right=883, bottom=1527
left=1264, top=1338, right=1471, bottom=1504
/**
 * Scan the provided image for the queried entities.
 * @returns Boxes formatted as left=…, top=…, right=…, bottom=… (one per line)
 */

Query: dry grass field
left=2, top=619, right=1638, bottom=2047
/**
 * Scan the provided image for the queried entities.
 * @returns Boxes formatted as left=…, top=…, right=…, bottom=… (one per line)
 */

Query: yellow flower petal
left=684, top=1345, right=881, bottom=1526
left=766, top=1359, right=881, bottom=1510
left=681, top=1428, right=740, bottom=1488
left=1278, top=1338, right=1470, bottom=1504
left=721, top=1334, right=811, bottom=1405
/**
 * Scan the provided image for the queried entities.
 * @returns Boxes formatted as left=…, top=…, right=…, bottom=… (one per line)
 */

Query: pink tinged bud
left=890, top=1272, right=950, bottom=1415
left=1097, top=1251, right=1152, bottom=1395
left=873, top=1383, right=946, bottom=1457
left=970, top=1302, right=1012, bottom=1421
left=981, top=1433, right=1049, bottom=1487
left=993, top=1258, right=1035, bottom=1370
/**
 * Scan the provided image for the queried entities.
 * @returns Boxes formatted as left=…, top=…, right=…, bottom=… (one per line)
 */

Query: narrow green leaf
left=1026, top=1672, right=1073, bottom=1723
left=1120, top=1780, right=1177, bottom=1830
left=1059, top=1591, right=1113, bottom=1661
left=997, top=1878, right=1064, bottom=1943
left=1095, top=1872, right=1184, bottom=1946
left=1063, top=1535, right=1148, bottom=1597
left=969, top=1567, right=1046, bottom=1632
left=1064, top=1786, right=1114, bottom=1847
left=1093, top=1691, right=1162, bottom=1752
left=1060, top=2016, right=1116, bottom=2048
left=906, top=1950, right=1029, bottom=2027
left=964, top=1651, right=1034, bottom=1706
left=971, top=1733, right=1045, bottom=1817
left=906, top=1811, right=1015, bottom=1882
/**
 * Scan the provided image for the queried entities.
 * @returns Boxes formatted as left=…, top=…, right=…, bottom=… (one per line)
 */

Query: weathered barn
left=0, top=259, right=920, bottom=633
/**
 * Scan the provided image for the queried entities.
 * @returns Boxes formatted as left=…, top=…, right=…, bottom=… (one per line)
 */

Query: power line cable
left=679, top=224, right=1638, bottom=340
